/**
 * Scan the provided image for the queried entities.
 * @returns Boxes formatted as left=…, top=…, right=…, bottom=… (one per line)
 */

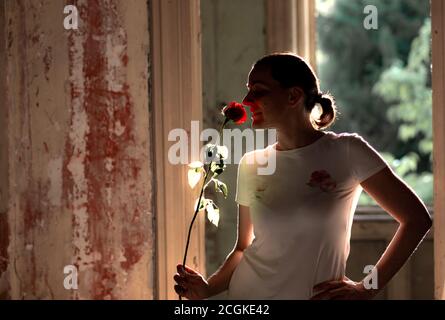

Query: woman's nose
left=242, top=92, right=254, bottom=107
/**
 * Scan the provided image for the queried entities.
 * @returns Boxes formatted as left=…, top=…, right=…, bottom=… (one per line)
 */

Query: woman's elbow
left=421, top=214, right=433, bottom=232
left=234, top=243, right=248, bottom=252
left=405, top=209, right=432, bottom=234
left=419, top=207, right=433, bottom=231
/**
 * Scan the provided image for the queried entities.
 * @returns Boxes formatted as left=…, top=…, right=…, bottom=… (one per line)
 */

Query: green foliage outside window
left=317, top=0, right=432, bottom=206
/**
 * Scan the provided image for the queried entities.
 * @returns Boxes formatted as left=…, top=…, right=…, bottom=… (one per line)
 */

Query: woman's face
left=242, top=66, right=298, bottom=129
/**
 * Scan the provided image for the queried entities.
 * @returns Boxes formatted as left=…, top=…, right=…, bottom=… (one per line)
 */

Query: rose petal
left=222, top=101, right=247, bottom=125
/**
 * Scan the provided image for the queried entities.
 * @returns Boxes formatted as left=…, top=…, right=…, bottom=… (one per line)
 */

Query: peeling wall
left=0, top=1, right=10, bottom=299
left=0, top=0, right=155, bottom=299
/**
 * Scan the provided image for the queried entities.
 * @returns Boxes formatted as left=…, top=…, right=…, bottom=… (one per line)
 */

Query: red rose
left=222, top=101, right=247, bottom=124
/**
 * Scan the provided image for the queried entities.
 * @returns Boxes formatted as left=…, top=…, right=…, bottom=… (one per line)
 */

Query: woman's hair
left=253, top=52, right=337, bottom=130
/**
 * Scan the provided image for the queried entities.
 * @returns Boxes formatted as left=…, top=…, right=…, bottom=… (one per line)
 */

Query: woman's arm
left=174, top=204, right=254, bottom=299
left=206, top=204, right=255, bottom=297
left=312, top=166, right=432, bottom=299
left=359, top=166, right=432, bottom=294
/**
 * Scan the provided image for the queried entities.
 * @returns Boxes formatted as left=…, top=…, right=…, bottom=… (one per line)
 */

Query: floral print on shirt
left=306, top=170, right=337, bottom=192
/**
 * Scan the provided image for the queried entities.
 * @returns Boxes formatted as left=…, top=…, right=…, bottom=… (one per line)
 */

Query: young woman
left=174, top=52, right=432, bottom=300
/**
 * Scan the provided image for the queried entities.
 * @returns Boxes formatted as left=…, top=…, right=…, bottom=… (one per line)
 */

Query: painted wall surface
left=0, top=0, right=154, bottom=299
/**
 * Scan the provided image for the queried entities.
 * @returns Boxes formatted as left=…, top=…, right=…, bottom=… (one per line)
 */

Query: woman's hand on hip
left=310, top=276, right=376, bottom=300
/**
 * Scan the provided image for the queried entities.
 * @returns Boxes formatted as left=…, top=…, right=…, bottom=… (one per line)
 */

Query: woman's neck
left=275, top=128, right=325, bottom=151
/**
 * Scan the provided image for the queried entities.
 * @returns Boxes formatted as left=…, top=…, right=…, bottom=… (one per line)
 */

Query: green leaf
left=213, top=179, right=228, bottom=198
left=399, top=124, right=417, bottom=141
left=205, top=201, right=220, bottom=227
left=188, top=161, right=204, bottom=169
left=187, top=167, right=203, bottom=189
left=210, top=160, right=225, bottom=176
left=194, top=197, right=209, bottom=212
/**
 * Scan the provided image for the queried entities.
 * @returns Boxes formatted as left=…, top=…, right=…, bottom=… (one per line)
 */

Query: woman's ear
left=288, top=87, right=304, bottom=107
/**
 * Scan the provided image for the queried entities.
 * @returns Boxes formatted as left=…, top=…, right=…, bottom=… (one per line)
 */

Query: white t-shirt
left=227, top=131, right=389, bottom=299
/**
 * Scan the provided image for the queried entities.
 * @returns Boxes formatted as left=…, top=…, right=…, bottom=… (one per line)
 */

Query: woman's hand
left=310, top=276, right=377, bottom=300
left=174, top=264, right=211, bottom=300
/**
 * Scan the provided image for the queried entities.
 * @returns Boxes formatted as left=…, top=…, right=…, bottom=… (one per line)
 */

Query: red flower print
left=320, top=180, right=337, bottom=192
left=222, top=101, right=247, bottom=124
left=307, top=170, right=337, bottom=192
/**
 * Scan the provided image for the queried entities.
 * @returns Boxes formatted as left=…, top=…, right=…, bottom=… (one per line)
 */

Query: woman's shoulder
left=321, top=131, right=374, bottom=155
left=326, top=131, right=383, bottom=161
left=325, top=131, right=365, bottom=143
left=238, top=145, right=271, bottom=167
left=325, top=130, right=356, bottom=138
left=238, top=131, right=368, bottom=163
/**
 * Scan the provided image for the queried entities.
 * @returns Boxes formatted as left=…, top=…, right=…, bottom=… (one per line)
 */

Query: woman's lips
left=249, top=104, right=261, bottom=113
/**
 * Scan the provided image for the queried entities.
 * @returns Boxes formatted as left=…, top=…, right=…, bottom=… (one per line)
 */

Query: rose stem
left=179, top=117, right=229, bottom=300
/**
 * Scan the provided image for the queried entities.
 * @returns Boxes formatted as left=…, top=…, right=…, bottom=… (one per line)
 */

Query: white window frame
left=151, top=0, right=205, bottom=300
left=266, top=0, right=316, bottom=66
